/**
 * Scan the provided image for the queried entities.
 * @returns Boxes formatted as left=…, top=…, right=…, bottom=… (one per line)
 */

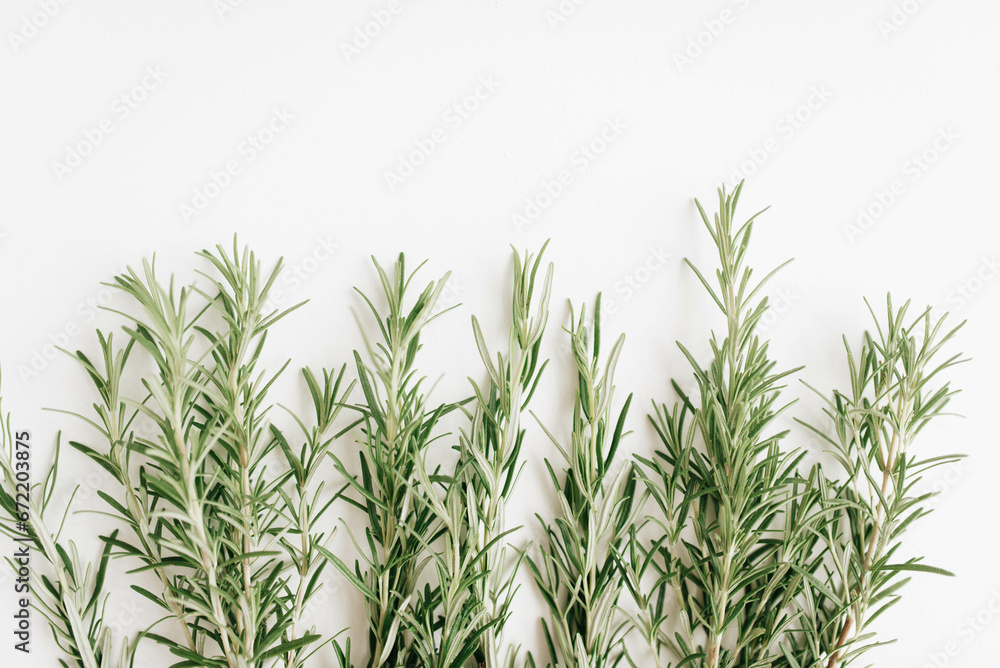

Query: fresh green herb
left=630, top=183, right=964, bottom=668
left=0, top=186, right=965, bottom=668
left=48, top=240, right=342, bottom=667
left=323, top=253, right=459, bottom=668
left=462, top=243, right=553, bottom=668
left=634, top=182, right=809, bottom=668
left=399, top=244, right=551, bottom=668
left=527, top=294, right=642, bottom=668
left=99, top=242, right=318, bottom=667
left=788, top=298, right=965, bottom=668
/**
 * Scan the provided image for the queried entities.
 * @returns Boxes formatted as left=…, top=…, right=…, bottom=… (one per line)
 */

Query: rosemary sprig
left=636, top=182, right=810, bottom=668
left=108, top=254, right=248, bottom=666
left=59, top=240, right=329, bottom=667
left=271, top=365, right=357, bottom=668
left=789, top=298, right=965, bottom=668
left=632, top=184, right=965, bottom=668
left=527, top=294, right=642, bottom=668
left=394, top=244, right=552, bottom=668
left=323, top=253, right=458, bottom=668
left=54, top=330, right=199, bottom=655
left=462, top=243, right=553, bottom=668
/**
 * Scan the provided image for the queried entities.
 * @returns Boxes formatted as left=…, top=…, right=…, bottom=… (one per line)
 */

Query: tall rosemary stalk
left=109, top=255, right=245, bottom=666
left=271, top=365, right=356, bottom=668
left=464, top=244, right=552, bottom=668
left=636, top=183, right=812, bottom=668
left=58, top=241, right=330, bottom=667
left=57, top=330, right=200, bottom=656
left=631, top=184, right=965, bottom=668
left=324, top=253, right=457, bottom=668
left=789, top=299, right=965, bottom=667
left=193, top=242, right=309, bottom=665
left=527, top=295, right=640, bottom=668
left=392, top=244, right=552, bottom=668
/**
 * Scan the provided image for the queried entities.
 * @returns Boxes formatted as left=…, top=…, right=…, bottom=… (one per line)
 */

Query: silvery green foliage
left=634, top=183, right=811, bottom=668
left=400, top=245, right=552, bottom=668
left=629, top=184, right=963, bottom=668
left=0, top=187, right=966, bottom=668
left=323, top=253, right=461, bottom=668
left=786, top=299, right=964, bottom=668
left=526, top=295, right=641, bottom=668
left=269, top=364, right=357, bottom=668
left=52, top=240, right=345, bottom=667
left=463, top=244, right=553, bottom=668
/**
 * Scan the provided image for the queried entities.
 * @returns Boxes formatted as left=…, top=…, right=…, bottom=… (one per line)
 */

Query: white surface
left=1, top=1, right=998, bottom=665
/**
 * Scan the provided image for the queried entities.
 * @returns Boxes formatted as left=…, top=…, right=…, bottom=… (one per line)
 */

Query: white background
left=1, top=1, right=998, bottom=666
